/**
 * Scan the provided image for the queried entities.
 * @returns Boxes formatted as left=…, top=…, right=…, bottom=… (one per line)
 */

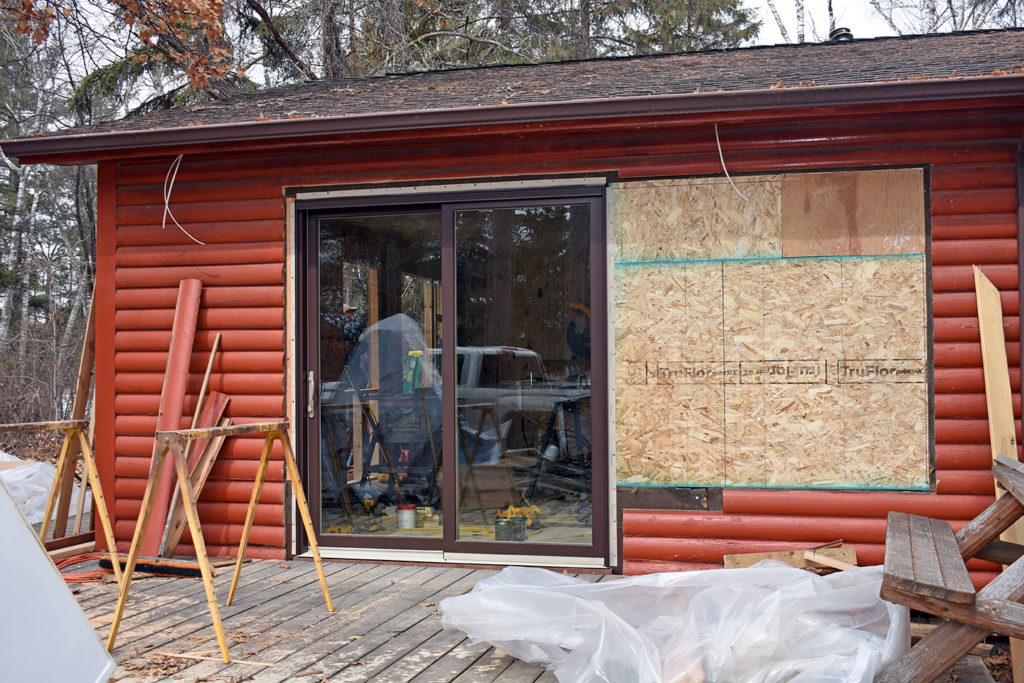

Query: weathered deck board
left=409, top=636, right=500, bottom=681
left=74, top=559, right=554, bottom=682
left=450, top=647, right=518, bottom=682
left=102, top=560, right=336, bottom=656
left=277, top=568, right=489, bottom=682
left=85, top=557, right=294, bottom=626
left=217, top=565, right=452, bottom=682
left=160, top=562, right=412, bottom=681
left=493, top=658, right=548, bottom=682
left=109, top=562, right=356, bottom=682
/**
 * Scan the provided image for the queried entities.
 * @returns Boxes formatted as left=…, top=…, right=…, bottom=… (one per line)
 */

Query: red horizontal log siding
left=103, top=163, right=287, bottom=559
left=93, top=99, right=1023, bottom=564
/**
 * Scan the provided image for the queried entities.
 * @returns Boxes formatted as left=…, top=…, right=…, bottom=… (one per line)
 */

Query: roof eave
left=6, top=73, right=1024, bottom=164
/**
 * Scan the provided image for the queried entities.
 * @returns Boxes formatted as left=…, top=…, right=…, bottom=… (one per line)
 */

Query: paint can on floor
left=397, top=504, right=417, bottom=529
left=416, top=506, right=433, bottom=526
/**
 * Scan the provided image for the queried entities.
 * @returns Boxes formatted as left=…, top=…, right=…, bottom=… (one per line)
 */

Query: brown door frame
left=296, top=184, right=608, bottom=562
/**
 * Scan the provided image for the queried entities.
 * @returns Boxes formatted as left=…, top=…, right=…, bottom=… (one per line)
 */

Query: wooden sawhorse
left=0, top=419, right=122, bottom=586
left=105, top=420, right=333, bottom=663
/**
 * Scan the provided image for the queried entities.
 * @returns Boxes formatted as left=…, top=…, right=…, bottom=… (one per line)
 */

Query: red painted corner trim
left=94, top=162, right=118, bottom=548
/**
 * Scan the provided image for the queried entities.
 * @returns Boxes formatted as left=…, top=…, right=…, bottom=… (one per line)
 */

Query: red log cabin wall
left=91, top=98, right=1024, bottom=565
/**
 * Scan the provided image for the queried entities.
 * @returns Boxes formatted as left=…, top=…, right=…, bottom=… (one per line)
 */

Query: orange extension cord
left=55, top=552, right=111, bottom=583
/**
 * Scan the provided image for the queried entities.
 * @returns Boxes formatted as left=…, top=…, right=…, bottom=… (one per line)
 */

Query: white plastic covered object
left=440, top=563, right=909, bottom=683
left=0, top=449, right=90, bottom=525
left=0, top=479, right=115, bottom=683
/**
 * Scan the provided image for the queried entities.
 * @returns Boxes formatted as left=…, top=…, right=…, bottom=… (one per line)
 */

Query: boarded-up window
left=611, top=168, right=928, bottom=490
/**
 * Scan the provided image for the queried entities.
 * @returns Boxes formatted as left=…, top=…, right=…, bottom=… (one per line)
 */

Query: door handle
left=307, top=370, right=316, bottom=419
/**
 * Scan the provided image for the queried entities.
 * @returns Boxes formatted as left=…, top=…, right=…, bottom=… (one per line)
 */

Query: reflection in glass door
left=453, top=204, right=593, bottom=546
left=317, top=212, right=444, bottom=539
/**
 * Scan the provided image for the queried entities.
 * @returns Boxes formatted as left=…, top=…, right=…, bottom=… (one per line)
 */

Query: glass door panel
left=453, top=204, right=593, bottom=545
left=317, top=212, right=443, bottom=539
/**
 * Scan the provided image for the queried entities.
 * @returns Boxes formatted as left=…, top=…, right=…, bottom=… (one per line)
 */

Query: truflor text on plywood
left=612, top=170, right=929, bottom=489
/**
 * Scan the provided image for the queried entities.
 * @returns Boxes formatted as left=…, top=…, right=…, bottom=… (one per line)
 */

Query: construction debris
left=723, top=541, right=857, bottom=572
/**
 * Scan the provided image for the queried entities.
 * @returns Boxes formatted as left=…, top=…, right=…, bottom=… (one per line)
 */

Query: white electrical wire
left=162, top=154, right=205, bottom=246
left=715, top=123, right=749, bottom=202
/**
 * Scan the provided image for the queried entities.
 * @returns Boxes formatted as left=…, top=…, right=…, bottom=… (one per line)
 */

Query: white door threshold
left=300, top=547, right=606, bottom=569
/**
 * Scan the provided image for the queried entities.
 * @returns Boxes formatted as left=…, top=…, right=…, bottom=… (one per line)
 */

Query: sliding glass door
left=301, top=188, right=606, bottom=560
left=450, top=204, right=595, bottom=547
left=315, top=211, right=443, bottom=539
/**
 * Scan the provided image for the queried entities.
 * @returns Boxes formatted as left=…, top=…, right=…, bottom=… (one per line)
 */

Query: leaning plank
left=723, top=546, right=856, bottom=569
left=976, top=267, right=1017, bottom=464
left=803, top=551, right=857, bottom=571
left=162, top=398, right=230, bottom=557
left=163, top=415, right=231, bottom=557
left=54, top=290, right=96, bottom=537
left=140, top=279, right=202, bottom=556
left=181, top=334, right=223, bottom=471
left=975, top=265, right=1024, bottom=682
left=159, top=335, right=222, bottom=555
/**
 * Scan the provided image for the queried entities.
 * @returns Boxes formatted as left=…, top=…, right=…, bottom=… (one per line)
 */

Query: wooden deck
left=70, top=556, right=1000, bottom=682
left=76, top=558, right=568, bottom=682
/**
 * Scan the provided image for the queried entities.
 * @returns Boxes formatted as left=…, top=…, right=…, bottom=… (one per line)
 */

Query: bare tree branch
left=868, top=0, right=904, bottom=34
left=405, top=29, right=530, bottom=58
left=764, top=0, right=791, bottom=42
left=243, top=0, right=319, bottom=80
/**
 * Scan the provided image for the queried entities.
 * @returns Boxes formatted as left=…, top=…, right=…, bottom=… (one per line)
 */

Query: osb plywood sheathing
left=611, top=169, right=929, bottom=490
left=611, top=176, right=782, bottom=263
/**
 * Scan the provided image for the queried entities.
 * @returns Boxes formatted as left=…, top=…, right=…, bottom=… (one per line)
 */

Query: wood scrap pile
left=723, top=540, right=857, bottom=574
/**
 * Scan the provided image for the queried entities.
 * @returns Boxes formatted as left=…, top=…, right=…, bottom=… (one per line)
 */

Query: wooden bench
left=876, top=456, right=1024, bottom=682
left=882, top=512, right=976, bottom=606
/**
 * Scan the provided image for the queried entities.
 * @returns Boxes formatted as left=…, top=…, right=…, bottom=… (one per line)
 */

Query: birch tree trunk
left=16, top=191, right=41, bottom=361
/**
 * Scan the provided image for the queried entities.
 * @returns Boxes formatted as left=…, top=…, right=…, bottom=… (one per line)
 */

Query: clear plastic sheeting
left=0, top=450, right=89, bottom=525
left=440, top=563, right=909, bottom=683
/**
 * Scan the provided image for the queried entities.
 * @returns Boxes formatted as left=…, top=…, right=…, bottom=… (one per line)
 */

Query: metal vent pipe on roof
left=829, top=27, right=854, bottom=42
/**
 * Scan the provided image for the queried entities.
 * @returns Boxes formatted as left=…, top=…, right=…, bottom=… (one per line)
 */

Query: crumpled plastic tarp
left=440, top=563, right=909, bottom=683
left=0, top=449, right=89, bottom=525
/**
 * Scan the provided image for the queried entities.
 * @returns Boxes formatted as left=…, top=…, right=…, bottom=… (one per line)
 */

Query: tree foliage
left=0, top=18, right=95, bottom=435
left=0, top=0, right=761, bottom=434
left=5, top=0, right=763, bottom=95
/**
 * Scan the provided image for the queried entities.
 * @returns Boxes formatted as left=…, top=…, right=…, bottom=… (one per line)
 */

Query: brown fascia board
left=6, top=73, right=1024, bottom=165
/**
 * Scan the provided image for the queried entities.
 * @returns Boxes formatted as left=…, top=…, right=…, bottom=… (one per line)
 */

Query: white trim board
left=303, top=547, right=607, bottom=568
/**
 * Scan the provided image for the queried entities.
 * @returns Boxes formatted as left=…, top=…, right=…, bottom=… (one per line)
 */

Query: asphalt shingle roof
left=74, top=29, right=1024, bottom=137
